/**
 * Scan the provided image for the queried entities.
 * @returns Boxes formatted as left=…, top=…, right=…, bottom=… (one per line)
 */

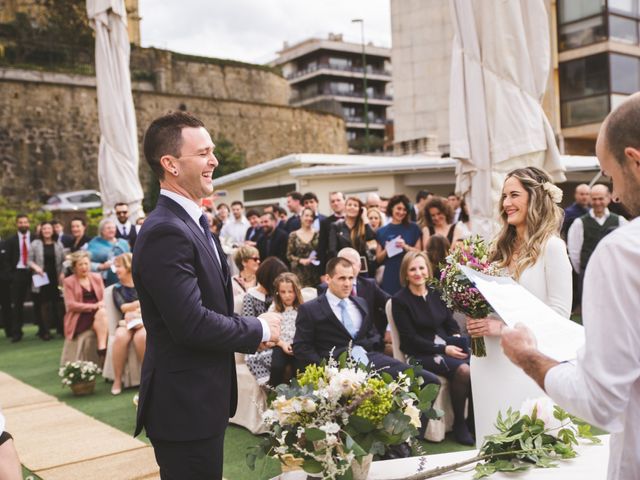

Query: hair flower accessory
left=542, top=182, right=563, bottom=203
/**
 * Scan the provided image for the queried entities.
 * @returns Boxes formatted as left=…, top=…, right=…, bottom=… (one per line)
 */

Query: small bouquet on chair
left=430, top=235, right=499, bottom=357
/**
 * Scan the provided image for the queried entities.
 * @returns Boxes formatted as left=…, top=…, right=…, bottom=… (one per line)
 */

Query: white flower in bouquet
left=328, top=368, right=367, bottom=398
left=403, top=401, right=422, bottom=429
left=520, top=397, right=574, bottom=437
left=320, top=422, right=341, bottom=435
left=301, top=398, right=317, bottom=413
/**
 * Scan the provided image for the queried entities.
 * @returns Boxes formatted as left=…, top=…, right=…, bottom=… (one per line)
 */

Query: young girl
left=268, top=272, right=304, bottom=386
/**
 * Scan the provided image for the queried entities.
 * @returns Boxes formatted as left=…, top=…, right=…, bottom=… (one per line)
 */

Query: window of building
left=329, top=57, right=351, bottom=69
left=608, top=0, right=636, bottom=15
left=342, top=106, right=357, bottom=118
left=560, top=53, right=608, bottom=100
left=558, top=14, right=606, bottom=50
left=558, top=0, right=604, bottom=24
left=243, top=183, right=297, bottom=203
left=610, top=53, right=640, bottom=93
left=330, top=81, right=355, bottom=94
left=609, top=14, right=639, bottom=44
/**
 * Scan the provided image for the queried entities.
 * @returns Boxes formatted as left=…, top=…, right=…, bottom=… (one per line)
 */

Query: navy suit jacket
left=293, top=293, right=381, bottom=368
left=561, top=203, right=589, bottom=239
left=317, top=276, right=390, bottom=338
left=132, top=195, right=263, bottom=441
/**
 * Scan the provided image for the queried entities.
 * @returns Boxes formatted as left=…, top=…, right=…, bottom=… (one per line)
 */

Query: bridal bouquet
left=431, top=235, right=498, bottom=356
left=246, top=352, right=440, bottom=480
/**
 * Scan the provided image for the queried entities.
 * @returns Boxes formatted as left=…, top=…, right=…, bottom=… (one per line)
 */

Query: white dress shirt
left=567, top=208, right=628, bottom=273
left=117, top=220, right=133, bottom=237
left=160, top=190, right=270, bottom=342
left=220, top=216, right=250, bottom=246
left=545, top=217, right=640, bottom=480
left=325, top=290, right=368, bottom=364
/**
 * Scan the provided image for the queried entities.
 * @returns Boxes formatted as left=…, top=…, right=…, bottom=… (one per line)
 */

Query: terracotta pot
left=70, top=380, right=96, bottom=396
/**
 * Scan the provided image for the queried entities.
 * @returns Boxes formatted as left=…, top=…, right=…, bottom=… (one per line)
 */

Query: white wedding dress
left=471, top=236, right=572, bottom=445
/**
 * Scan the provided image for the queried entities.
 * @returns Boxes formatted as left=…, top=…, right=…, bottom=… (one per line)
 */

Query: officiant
left=501, top=93, right=640, bottom=480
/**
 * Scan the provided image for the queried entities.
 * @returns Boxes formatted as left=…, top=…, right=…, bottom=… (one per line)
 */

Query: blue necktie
left=338, top=299, right=358, bottom=338
left=198, top=214, right=223, bottom=271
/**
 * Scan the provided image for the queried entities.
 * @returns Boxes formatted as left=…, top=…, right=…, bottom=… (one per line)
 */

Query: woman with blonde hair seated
left=231, top=245, right=260, bottom=308
left=63, top=250, right=108, bottom=366
left=110, top=253, right=146, bottom=395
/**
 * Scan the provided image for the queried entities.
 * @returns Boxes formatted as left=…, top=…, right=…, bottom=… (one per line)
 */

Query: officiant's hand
left=467, top=317, right=503, bottom=337
left=260, top=311, right=282, bottom=343
left=501, top=323, right=538, bottom=364
left=445, top=345, right=468, bottom=359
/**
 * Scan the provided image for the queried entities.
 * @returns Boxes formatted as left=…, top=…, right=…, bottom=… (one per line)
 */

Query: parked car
left=42, top=190, right=102, bottom=211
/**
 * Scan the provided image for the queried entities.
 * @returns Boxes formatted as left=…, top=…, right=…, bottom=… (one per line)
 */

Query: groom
left=132, top=111, right=281, bottom=479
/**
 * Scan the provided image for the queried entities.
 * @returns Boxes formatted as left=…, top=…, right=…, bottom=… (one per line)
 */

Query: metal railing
left=286, top=62, right=391, bottom=80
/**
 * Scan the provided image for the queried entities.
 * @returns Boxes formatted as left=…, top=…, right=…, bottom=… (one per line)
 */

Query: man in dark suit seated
left=317, top=247, right=390, bottom=341
left=256, top=212, right=288, bottom=264
left=132, top=111, right=282, bottom=480
left=294, top=257, right=440, bottom=388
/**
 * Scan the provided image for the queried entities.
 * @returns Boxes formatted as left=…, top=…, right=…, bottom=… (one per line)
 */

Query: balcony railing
left=287, top=63, right=391, bottom=80
left=344, top=116, right=387, bottom=125
left=292, top=88, right=392, bottom=102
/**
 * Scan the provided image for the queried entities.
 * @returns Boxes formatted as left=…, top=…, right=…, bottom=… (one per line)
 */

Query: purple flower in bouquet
left=430, top=236, right=499, bottom=357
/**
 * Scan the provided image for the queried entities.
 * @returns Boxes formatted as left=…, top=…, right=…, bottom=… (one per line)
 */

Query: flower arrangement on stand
left=59, top=360, right=101, bottom=396
left=246, top=351, right=441, bottom=480
left=431, top=236, right=499, bottom=357
left=388, top=397, right=601, bottom=480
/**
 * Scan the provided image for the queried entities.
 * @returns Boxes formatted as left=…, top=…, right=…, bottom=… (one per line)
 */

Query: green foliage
left=0, top=197, right=51, bottom=239
left=85, top=207, right=103, bottom=237
left=212, top=134, right=247, bottom=179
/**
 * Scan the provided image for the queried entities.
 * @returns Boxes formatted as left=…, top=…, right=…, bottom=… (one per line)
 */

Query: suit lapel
left=318, top=295, right=351, bottom=338
left=158, top=196, right=227, bottom=286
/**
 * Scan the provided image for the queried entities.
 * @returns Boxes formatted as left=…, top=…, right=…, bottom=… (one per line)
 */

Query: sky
left=138, top=0, right=391, bottom=64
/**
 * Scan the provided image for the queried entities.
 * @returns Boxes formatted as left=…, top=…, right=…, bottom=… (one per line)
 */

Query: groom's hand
left=260, top=312, right=282, bottom=343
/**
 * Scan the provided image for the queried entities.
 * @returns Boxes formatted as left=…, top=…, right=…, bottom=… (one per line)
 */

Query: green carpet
left=0, top=325, right=470, bottom=479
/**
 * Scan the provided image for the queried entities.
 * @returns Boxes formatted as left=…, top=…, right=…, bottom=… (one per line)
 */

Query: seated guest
left=67, top=217, right=91, bottom=252
left=392, top=252, right=473, bottom=445
left=232, top=246, right=260, bottom=305
left=293, top=257, right=440, bottom=389
left=243, top=257, right=288, bottom=384
left=87, top=219, right=130, bottom=287
left=110, top=253, right=146, bottom=395
left=425, top=234, right=451, bottom=281
left=268, top=272, right=304, bottom=386
left=63, top=251, right=108, bottom=366
left=256, top=212, right=288, bottom=264
left=287, top=207, right=320, bottom=287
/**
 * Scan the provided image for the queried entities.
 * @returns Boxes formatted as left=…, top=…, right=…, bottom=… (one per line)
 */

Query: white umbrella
left=449, top=0, right=565, bottom=241
left=87, top=0, right=143, bottom=220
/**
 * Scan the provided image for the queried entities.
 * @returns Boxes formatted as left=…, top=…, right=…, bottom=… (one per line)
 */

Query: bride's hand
left=466, top=317, right=504, bottom=337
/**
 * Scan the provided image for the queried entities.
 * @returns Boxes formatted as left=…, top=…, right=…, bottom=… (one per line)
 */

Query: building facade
left=390, top=0, right=640, bottom=156
left=270, top=33, right=393, bottom=152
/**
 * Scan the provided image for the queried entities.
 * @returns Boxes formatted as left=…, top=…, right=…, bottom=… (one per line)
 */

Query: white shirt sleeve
left=545, top=228, right=640, bottom=433
left=566, top=218, right=583, bottom=274
left=543, top=236, right=572, bottom=318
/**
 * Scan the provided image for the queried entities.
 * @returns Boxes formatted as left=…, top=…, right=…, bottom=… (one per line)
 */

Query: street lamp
left=352, top=18, right=370, bottom=152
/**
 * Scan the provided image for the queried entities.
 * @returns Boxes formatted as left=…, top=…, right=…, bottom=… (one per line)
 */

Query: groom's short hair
left=143, top=111, right=205, bottom=180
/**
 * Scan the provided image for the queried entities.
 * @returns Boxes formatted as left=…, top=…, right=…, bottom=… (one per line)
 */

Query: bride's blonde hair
left=490, top=167, right=564, bottom=279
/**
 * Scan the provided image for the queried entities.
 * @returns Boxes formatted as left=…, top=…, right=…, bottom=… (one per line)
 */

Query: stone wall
left=0, top=68, right=347, bottom=203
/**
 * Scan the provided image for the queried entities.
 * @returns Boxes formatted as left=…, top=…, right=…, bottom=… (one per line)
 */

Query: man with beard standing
left=502, top=93, right=640, bottom=480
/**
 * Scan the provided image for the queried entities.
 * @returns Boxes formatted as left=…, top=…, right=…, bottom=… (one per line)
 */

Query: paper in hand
left=32, top=273, right=50, bottom=288
left=460, top=265, right=584, bottom=362
left=385, top=236, right=404, bottom=258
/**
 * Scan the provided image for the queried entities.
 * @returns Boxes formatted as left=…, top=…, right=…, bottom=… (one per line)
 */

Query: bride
left=467, top=166, right=572, bottom=444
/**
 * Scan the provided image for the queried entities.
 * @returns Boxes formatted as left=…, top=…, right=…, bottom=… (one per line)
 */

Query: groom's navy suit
left=132, top=195, right=263, bottom=477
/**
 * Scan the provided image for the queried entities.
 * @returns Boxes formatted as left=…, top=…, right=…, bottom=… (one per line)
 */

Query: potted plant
left=59, top=360, right=101, bottom=396
left=247, top=351, right=441, bottom=480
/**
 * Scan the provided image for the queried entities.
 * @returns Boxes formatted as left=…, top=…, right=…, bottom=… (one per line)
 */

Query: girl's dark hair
left=459, top=198, right=470, bottom=223
left=272, top=272, right=304, bottom=312
left=345, top=196, right=367, bottom=252
left=255, top=257, right=288, bottom=296
left=426, top=234, right=450, bottom=279
left=386, top=194, right=411, bottom=225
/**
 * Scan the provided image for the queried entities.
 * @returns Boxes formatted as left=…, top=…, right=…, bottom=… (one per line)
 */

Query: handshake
left=258, top=312, right=282, bottom=350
